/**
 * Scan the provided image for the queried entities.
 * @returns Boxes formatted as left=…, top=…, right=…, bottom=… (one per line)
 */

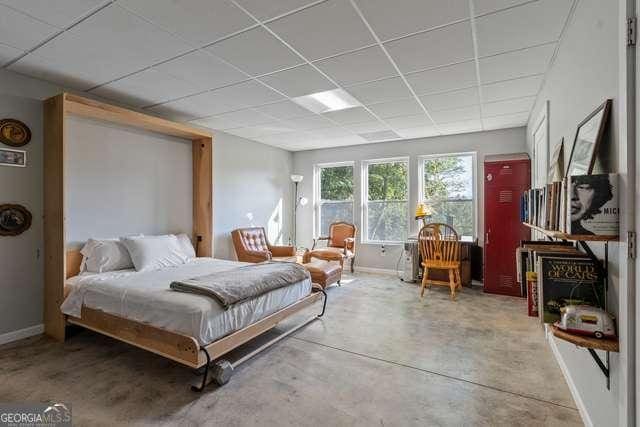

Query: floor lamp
left=290, top=174, right=306, bottom=247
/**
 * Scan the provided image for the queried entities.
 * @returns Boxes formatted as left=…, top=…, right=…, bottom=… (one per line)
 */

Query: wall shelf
left=522, top=223, right=618, bottom=242
left=550, top=325, right=619, bottom=352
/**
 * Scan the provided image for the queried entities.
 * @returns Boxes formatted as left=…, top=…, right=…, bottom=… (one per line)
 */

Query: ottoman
left=302, top=250, right=343, bottom=289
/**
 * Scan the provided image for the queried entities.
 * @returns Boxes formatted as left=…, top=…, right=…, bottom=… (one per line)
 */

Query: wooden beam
left=64, top=93, right=211, bottom=140
left=193, top=137, right=213, bottom=257
left=43, top=94, right=66, bottom=341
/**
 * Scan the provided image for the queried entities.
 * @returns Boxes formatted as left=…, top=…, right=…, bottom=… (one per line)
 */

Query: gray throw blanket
left=170, top=262, right=309, bottom=309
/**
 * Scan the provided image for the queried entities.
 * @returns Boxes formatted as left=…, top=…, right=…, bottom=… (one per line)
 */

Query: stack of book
left=515, top=241, right=605, bottom=321
left=520, top=173, right=619, bottom=236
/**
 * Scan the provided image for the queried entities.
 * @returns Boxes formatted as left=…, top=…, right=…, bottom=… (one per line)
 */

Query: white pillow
left=81, top=238, right=135, bottom=273
left=176, top=233, right=196, bottom=259
left=121, top=235, right=188, bottom=272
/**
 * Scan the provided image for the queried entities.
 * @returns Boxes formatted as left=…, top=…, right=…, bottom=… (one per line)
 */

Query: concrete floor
left=0, top=273, right=582, bottom=426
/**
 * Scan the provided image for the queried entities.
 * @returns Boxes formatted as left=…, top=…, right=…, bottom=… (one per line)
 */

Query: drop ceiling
left=0, top=0, right=574, bottom=151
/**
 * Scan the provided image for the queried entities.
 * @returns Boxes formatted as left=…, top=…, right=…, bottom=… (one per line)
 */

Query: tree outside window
left=422, top=154, right=475, bottom=237
left=317, top=164, right=354, bottom=236
left=364, top=160, right=408, bottom=242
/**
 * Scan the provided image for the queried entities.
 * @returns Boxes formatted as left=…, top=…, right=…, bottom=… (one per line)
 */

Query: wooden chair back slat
left=418, top=223, right=460, bottom=266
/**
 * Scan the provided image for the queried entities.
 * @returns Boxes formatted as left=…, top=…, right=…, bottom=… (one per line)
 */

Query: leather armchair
left=310, top=221, right=357, bottom=272
left=231, top=227, right=296, bottom=263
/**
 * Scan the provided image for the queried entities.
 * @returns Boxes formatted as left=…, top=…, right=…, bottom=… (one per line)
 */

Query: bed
left=62, top=250, right=326, bottom=391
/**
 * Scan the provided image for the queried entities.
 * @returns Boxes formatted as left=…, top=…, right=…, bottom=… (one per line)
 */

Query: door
left=484, top=159, right=531, bottom=296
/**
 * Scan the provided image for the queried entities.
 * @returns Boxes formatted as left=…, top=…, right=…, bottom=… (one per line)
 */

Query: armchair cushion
left=232, top=227, right=295, bottom=263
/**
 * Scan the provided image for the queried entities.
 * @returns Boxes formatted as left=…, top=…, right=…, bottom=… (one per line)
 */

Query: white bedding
left=61, top=258, right=312, bottom=345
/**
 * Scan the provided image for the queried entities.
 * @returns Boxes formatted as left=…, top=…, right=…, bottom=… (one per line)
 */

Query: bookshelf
left=521, top=222, right=618, bottom=389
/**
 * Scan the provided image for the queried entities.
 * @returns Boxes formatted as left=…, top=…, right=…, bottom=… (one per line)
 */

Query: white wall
left=525, top=1, right=623, bottom=425
left=0, top=94, right=43, bottom=335
left=213, top=131, right=293, bottom=260
left=293, top=127, right=527, bottom=270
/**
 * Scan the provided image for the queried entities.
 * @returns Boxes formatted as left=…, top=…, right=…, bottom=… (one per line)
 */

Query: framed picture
left=566, top=99, right=612, bottom=177
left=0, top=204, right=32, bottom=236
left=547, top=137, right=564, bottom=182
left=0, top=147, right=26, bottom=167
left=0, top=119, right=31, bottom=147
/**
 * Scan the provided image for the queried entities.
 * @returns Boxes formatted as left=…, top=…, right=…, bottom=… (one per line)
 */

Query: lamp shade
left=290, top=174, right=304, bottom=183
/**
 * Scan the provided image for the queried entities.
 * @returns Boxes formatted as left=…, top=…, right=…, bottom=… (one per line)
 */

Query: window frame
left=361, top=156, right=410, bottom=245
left=418, top=152, right=477, bottom=239
left=314, top=161, right=355, bottom=238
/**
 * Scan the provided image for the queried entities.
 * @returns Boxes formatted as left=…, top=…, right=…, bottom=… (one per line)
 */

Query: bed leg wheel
left=212, top=360, right=234, bottom=385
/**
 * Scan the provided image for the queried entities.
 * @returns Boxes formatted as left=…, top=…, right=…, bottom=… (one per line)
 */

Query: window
left=362, top=158, right=409, bottom=243
left=420, top=153, right=476, bottom=238
left=315, top=162, right=354, bottom=236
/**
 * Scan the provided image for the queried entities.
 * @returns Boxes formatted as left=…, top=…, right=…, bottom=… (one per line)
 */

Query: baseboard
left=0, top=324, right=44, bottom=346
left=547, top=329, right=593, bottom=427
left=353, top=266, right=401, bottom=276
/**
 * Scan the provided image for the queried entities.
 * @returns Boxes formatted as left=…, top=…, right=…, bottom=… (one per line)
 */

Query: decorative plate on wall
left=0, top=204, right=32, bottom=236
left=0, top=119, right=31, bottom=147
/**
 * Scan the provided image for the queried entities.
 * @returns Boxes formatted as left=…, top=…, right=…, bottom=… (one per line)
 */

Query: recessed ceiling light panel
left=292, top=89, right=361, bottom=114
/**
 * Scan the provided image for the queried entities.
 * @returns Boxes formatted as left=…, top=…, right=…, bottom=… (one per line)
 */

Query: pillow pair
left=81, top=234, right=196, bottom=273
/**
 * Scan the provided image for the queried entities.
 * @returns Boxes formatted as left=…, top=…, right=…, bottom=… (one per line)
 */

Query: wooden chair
left=418, top=223, right=462, bottom=300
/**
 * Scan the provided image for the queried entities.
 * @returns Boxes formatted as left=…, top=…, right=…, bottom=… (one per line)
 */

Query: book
left=566, top=174, right=619, bottom=236
left=526, top=272, right=538, bottom=317
left=537, top=256, right=605, bottom=324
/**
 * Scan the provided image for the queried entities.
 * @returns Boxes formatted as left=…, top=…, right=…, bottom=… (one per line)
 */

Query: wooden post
left=193, top=137, right=213, bottom=257
left=43, top=94, right=66, bottom=341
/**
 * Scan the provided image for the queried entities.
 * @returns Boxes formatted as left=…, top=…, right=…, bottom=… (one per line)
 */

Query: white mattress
left=61, top=258, right=312, bottom=345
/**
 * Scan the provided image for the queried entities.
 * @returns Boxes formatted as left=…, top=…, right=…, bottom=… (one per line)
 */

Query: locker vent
left=499, top=190, right=513, bottom=203
left=500, top=166, right=513, bottom=175
left=499, top=275, right=513, bottom=288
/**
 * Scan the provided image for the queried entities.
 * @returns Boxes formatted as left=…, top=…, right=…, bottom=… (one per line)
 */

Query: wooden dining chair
left=418, top=223, right=462, bottom=300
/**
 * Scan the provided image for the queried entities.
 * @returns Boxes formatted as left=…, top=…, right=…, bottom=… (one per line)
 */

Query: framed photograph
left=0, top=147, right=26, bottom=167
left=0, top=204, right=32, bottom=236
left=548, top=137, right=564, bottom=182
left=566, top=99, right=612, bottom=177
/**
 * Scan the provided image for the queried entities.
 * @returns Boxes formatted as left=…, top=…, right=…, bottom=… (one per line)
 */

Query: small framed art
left=0, top=147, right=26, bottom=167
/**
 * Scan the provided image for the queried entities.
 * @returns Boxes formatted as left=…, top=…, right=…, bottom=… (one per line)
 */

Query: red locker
left=483, top=154, right=531, bottom=296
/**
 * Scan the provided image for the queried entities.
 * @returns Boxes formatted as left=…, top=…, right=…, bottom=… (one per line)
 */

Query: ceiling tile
left=152, top=50, right=249, bottom=91
left=483, top=95, right=535, bottom=117
left=397, top=125, right=439, bottom=139
left=233, top=0, right=316, bottom=21
left=406, top=61, right=477, bottom=95
left=148, top=80, right=284, bottom=119
left=483, top=111, right=529, bottom=129
left=431, top=105, right=480, bottom=124
left=280, top=115, right=334, bottom=130
left=366, top=98, right=423, bottom=119
left=314, top=46, right=397, bottom=86
left=267, top=0, right=375, bottom=60
left=0, top=4, right=57, bottom=50
left=213, top=108, right=277, bottom=127
left=0, top=0, right=109, bottom=28
left=420, top=87, right=479, bottom=112
left=252, top=100, right=314, bottom=120
left=10, top=5, right=192, bottom=90
left=190, top=115, right=243, bottom=130
left=438, top=119, right=482, bottom=134
left=385, top=21, right=473, bottom=73
left=475, top=0, right=573, bottom=57
left=207, top=26, right=304, bottom=76
left=346, top=77, right=413, bottom=104
left=355, top=0, right=469, bottom=41
left=91, top=68, right=200, bottom=107
left=346, top=121, right=390, bottom=134
left=225, top=123, right=294, bottom=139
left=322, top=106, right=376, bottom=125
left=311, top=126, right=355, bottom=138
left=473, top=0, right=532, bottom=16
left=385, top=114, right=433, bottom=129
left=119, top=0, right=255, bottom=46
left=0, top=42, right=22, bottom=66
left=479, top=43, right=556, bottom=84
left=255, top=131, right=312, bottom=146
left=259, top=64, right=335, bottom=97
left=482, top=75, right=542, bottom=103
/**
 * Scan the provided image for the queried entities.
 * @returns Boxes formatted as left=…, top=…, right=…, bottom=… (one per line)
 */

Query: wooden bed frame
left=44, top=94, right=326, bottom=389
